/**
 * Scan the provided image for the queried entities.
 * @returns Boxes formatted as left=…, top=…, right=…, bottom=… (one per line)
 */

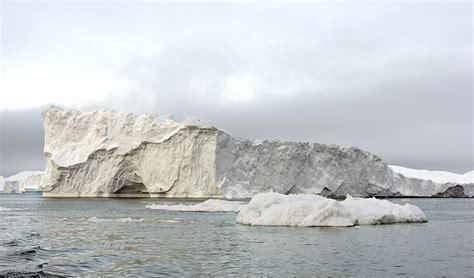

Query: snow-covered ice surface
left=340, top=196, right=428, bottom=225
left=389, top=165, right=473, bottom=184
left=236, top=193, right=427, bottom=227
left=146, top=199, right=246, bottom=212
left=236, top=193, right=355, bottom=226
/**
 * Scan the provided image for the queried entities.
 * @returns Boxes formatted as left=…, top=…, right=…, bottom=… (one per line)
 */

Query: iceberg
left=236, top=193, right=427, bottom=227
left=340, top=196, right=428, bottom=225
left=236, top=193, right=356, bottom=227
left=39, top=106, right=472, bottom=198
left=0, top=171, right=43, bottom=193
left=146, top=199, right=245, bottom=212
left=389, top=166, right=473, bottom=197
left=389, top=165, right=473, bottom=184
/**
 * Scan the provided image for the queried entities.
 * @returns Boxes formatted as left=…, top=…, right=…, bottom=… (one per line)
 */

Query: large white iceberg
left=146, top=199, right=245, bottom=212
left=236, top=193, right=427, bottom=227
left=39, top=106, right=473, bottom=198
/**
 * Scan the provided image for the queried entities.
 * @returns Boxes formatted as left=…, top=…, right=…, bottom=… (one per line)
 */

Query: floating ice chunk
left=146, top=199, right=246, bottom=212
left=236, top=193, right=356, bottom=227
left=236, top=193, right=427, bottom=227
left=87, top=217, right=146, bottom=223
left=0, top=206, right=27, bottom=211
left=0, top=206, right=13, bottom=211
left=341, top=196, right=428, bottom=225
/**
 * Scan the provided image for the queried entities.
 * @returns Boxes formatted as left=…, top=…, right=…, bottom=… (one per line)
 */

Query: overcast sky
left=0, top=1, right=472, bottom=177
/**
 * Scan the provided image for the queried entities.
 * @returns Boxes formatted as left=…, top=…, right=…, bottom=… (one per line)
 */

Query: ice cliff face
left=40, top=106, right=473, bottom=198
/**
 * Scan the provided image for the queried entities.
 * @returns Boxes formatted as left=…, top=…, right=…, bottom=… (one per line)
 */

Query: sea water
left=0, top=194, right=472, bottom=277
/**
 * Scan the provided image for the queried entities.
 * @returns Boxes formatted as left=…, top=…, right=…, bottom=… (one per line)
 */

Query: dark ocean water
left=0, top=194, right=472, bottom=277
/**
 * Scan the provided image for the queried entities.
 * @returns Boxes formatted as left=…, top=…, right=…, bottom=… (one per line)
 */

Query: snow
left=236, top=193, right=427, bottom=227
left=6, top=171, right=42, bottom=182
left=146, top=199, right=246, bottom=212
left=389, top=165, right=473, bottom=185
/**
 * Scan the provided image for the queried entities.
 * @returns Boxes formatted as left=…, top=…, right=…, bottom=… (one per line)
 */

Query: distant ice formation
left=0, top=171, right=43, bottom=193
left=236, top=193, right=427, bottom=227
left=146, top=199, right=245, bottom=212
left=389, top=165, right=473, bottom=185
left=39, top=106, right=473, bottom=198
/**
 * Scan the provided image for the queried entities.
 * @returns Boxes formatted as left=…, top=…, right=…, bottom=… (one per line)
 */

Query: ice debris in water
left=87, top=217, right=146, bottom=223
left=236, top=193, right=427, bottom=227
left=146, top=199, right=246, bottom=212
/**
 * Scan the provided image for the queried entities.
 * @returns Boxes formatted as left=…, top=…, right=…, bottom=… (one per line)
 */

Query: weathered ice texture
left=236, top=193, right=427, bottom=227
left=40, top=106, right=473, bottom=198
left=19, top=172, right=43, bottom=192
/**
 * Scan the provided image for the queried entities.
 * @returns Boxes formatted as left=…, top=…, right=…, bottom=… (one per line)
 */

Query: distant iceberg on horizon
left=38, top=105, right=473, bottom=198
left=0, top=171, right=43, bottom=193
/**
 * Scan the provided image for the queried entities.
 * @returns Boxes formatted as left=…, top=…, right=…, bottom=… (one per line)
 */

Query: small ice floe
left=156, top=219, right=183, bottom=223
left=236, top=193, right=427, bottom=227
left=146, top=199, right=246, bottom=212
left=86, top=217, right=146, bottom=223
left=0, top=206, right=27, bottom=211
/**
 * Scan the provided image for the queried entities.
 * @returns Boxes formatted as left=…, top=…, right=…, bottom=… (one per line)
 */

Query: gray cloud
left=0, top=1, right=472, bottom=176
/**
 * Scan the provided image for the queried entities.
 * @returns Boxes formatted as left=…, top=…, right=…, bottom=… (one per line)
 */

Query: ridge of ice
left=236, top=193, right=427, bottom=227
left=146, top=199, right=245, bottom=212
